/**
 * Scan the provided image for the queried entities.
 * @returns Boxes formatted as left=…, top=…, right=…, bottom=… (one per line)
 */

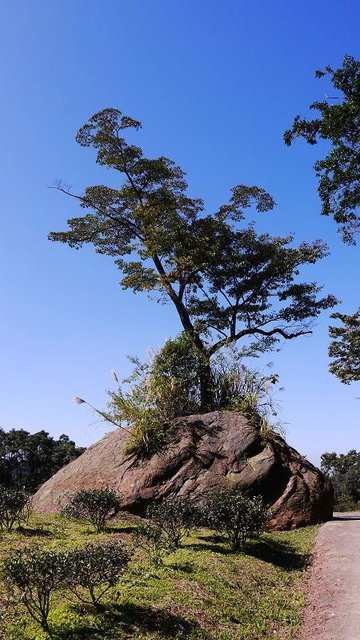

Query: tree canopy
left=50, top=108, right=337, bottom=408
left=321, top=449, right=360, bottom=510
left=0, top=429, right=85, bottom=493
left=284, top=55, right=360, bottom=244
left=328, top=308, right=360, bottom=383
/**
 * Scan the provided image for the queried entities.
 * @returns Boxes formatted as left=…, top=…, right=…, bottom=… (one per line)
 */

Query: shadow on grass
left=246, top=538, right=309, bottom=570
left=167, top=560, right=194, bottom=573
left=187, top=533, right=232, bottom=555
left=188, top=534, right=308, bottom=569
left=107, top=524, right=139, bottom=534
left=52, top=602, right=199, bottom=639
left=16, top=526, right=54, bottom=538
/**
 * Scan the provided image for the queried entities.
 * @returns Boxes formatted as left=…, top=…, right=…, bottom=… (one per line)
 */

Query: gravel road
left=299, top=513, right=360, bottom=640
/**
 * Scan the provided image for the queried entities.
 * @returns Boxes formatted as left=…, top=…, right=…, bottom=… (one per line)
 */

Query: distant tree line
left=0, top=429, right=85, bottom=493
left=321, top=450, right=360, bottom=511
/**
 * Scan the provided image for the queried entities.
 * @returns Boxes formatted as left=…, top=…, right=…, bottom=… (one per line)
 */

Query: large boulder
left=32, top=411, right=333, bottom=529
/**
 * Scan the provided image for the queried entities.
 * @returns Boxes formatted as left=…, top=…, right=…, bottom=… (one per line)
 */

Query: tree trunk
left=198, top=355, right=214, bottom=413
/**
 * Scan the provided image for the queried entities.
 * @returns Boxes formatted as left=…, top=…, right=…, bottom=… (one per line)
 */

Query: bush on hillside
left=132, top=521, right=172, bottom=567
left=64, top=542, right=130, bottom=605
left=62, top=488, right=122, bottom=532
left=146, top=496, right=200, bottom=549
left=3, top=548, right=67, bottom=633
left=0, top=486, right=30, bottom=532
left=205, top=489, right=268, bottom=550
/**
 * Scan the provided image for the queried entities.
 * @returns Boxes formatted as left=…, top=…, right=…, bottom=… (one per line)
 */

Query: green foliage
left=150, top=333, right=208, bottom=418
left=108, top=359, right=169, bottom=458
left=205, top=489, right=268, bottom=550
left=64, top=542, right=130, bottom=605
left=62, top=488, right=122, bottom=532
left=328, top=308, right=360, bottom=383
left=321, top=450, right=360, bottom=510
left=3, top=548, right=67, bottom=632
left=108, top=334, right=209, bottom=457
left=132, top=521, right=171, bottom=567
left=284, top=54, right=360, bottom=243
left=0, top=486, right=30, bottom=532
left=146, top=496, right=200, bottom=549
left=0, top=428, right=85, bottom=492
left=0, top=511, right=317, bottom=640
left=50, top=107, right=337, bottom=408
left=108, top=343, right=284, bottom=458
left=212, top=354, right=283, bottom=432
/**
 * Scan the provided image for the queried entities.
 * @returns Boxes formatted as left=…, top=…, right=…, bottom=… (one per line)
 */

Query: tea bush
left=205, top=489, right=268, bottom=550
left=64, top=542, right=130, bottom=605
left=62, top=488, right=122, bottom=532
left=3, top=548, right=67, bottom=633
left=146, top=496, right=199, bottom=549
left=0, top=486, right=30, bottom=532
left=132, top=521, right=171, bottom=567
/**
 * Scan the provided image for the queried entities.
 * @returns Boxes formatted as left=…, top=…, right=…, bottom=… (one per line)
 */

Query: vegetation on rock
left=108, top=340, right=283, bottom=457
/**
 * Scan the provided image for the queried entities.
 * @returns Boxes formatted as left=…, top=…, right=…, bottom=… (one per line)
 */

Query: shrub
left=146, top=496, right=199, bottom=549
left=205, top=489, right=268, bottom=550
left=3, top=548, right=66, bottom=633
left=0, top=486, right=30, bottom=532
left=64, top=542, right=130, bottom=605
left=62, top=488, right=122, bottom=532
left=132, top=521, right=171, bottom=567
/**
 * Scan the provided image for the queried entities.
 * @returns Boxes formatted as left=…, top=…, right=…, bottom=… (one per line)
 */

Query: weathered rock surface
left=32, top=411, right=333, bottom=529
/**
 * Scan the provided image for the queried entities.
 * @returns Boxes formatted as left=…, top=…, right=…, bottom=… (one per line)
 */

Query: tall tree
left=328, top=308, right=360, bottom=383
left=49, top=108, right=337, bottom=408
left=284, top=55, right=360, bottom=244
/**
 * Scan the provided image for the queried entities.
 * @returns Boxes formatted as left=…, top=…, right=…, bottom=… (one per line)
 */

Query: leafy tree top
left=49, top=108, right=337, bottom=363
left=284, top=55, right=360, bottom=244
left=0, top=428, right=85, bottom=492
left=328, top=308, right=360, bottom=383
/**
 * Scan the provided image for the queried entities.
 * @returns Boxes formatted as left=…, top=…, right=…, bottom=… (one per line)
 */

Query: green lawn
left=0, top=513, right=316, bottom=640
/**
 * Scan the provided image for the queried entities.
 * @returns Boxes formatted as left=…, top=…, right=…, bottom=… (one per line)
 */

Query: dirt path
left=299, top=513, right=360, bottom=640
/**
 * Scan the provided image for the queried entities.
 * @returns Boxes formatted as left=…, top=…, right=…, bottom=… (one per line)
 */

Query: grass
left=0, top=513, right=317, bottom=640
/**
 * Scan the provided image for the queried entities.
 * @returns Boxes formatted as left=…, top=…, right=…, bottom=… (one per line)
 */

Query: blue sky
left=0, top=0, right=358, bottom=464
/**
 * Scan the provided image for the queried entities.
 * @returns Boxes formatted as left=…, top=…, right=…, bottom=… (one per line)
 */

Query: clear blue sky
left=0, top=0, right=358, bottom=465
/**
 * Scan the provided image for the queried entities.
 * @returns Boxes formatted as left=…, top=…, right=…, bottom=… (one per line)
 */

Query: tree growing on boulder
left=50, top=108, right=337, bottom=411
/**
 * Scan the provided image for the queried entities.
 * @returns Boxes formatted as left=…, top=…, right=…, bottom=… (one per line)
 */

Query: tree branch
left=208, top=325, right=312, bottom=356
